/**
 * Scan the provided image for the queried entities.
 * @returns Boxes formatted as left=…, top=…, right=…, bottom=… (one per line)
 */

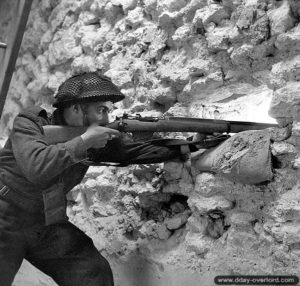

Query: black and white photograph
left=0, top=0, right=299, bottom=285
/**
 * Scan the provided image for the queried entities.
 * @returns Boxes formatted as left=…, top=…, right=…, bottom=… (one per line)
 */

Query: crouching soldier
left=0, top=72, right=196, bottom=286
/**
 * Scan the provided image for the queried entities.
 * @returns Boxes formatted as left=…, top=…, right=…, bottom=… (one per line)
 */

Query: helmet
left=53, top=71, right=125, bottom=108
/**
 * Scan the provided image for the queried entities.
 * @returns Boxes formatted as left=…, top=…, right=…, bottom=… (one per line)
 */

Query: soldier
left=0, top=72, right=195, bottom=286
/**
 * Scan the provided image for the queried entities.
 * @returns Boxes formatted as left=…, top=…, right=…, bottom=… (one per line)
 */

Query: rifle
left=43, top=113, right=278, bottom=146
left=43, top=114, right=279, bottom=184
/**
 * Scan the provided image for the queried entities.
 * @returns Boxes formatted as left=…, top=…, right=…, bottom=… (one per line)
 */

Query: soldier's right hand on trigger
left=80, top=125, right=121, bottom=149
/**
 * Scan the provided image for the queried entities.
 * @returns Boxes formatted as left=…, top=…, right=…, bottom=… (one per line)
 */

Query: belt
left=0, top=181, right=44, bottom=213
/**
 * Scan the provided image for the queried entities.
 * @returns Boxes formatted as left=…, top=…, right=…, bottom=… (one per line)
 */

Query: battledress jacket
left=0, top=106, right=186, bottom=224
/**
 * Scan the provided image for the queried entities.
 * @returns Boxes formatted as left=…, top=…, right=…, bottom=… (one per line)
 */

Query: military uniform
left=0, top=106, right=185, bottom=286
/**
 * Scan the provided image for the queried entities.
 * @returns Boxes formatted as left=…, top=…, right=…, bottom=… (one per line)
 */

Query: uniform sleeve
left=88, top=137, right=182, bottom=165
left=11, top=116, right=88, bottom=185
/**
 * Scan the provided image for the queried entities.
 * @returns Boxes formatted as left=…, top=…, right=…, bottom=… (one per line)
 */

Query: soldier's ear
left=72, top=104, right=80, bottom=113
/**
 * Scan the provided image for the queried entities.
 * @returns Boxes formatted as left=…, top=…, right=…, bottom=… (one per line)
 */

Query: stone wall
left=1, top=0, right=300, bottom=285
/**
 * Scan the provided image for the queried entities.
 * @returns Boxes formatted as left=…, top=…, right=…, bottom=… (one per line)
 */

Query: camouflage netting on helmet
left=53, top=72, right=125, bottom=108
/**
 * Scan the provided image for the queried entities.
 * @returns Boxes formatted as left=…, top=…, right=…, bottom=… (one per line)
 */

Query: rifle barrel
left=107, top=117, right=278, bottom=133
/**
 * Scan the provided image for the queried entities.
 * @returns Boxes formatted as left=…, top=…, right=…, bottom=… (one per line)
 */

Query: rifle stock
left=43, top=116, right=278, bottom=145
left=43, top=126, right=87, bottom=145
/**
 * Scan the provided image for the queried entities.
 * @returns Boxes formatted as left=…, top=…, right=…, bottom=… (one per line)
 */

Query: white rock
left=40, top=30, right=53, bottom=50
left=157, top=0, right=187, bottom=13
left=275, top=24, right=300, bottom=52
left=271, top=142, right=297, bottom=156
left=274, top=223, right=300, bottom=245
left=126, top=7, right=144, bottom=28
left=172, top=24, right=192, bottom=43
left=77, top=25, right=99, bottom=53
left=154, top=223, right=171, bottom=240
left=186, top=215, right=207, bottom=233
left=0, top=137, right=6, bottom=148
left=113, top=0, right=138, bottom=13
left=104, top=2, right=123, bottom=24
left=104, top=69, right=132, bottom=89
left=144, top=0, right=157, bottom=14
left=185, top=232, right=212, bottom=255
left=85, top=179, right=98, bottom=189
left=230, top=44, right=254, bottom=68
left=206, top=26, right=231, bottom=52
left=269, top=81, right=300, bottom=120
left=292, top=157, right=300, bottom=168
left=268, top=185, right=300, bottom=222
left=193, top=4, right=230, bottom=28
left=48, top=29, right=82, bottom=66
left=292, top=122, right=300, bottom=136
left=269, top=55, right=300, bottom=89
left=228, top=211, right=255, bottom=227
left=48, top=71, right=67, bottom=91
left=188, top=194, right=233, bottom=214
left=194, top=173, right=233, bottom=196
left=268, top=1, right=296, bottom=36
left=78, top=11, right=99, bottom=25
left=71, top=56, right=97, bottom=73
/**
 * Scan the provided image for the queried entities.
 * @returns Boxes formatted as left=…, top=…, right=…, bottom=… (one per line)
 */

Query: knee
left=91, top=254, right=114, bottom=286
left=99, top=254, right=113, bottom=274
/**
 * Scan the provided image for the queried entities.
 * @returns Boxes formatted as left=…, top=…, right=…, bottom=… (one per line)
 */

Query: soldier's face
left=83, top=101, right=112, bottom=126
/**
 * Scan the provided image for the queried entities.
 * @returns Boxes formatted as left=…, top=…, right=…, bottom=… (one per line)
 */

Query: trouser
left=0, top=198, right=114, bottom=286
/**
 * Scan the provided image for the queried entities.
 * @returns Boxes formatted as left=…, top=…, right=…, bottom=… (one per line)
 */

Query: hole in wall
left=205, top=209, right=230, bottom=239
left=141, top=193, right=190, bottom=222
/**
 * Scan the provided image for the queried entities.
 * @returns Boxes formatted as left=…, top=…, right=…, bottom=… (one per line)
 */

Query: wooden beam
left=0, top=0, right=33, bottom=119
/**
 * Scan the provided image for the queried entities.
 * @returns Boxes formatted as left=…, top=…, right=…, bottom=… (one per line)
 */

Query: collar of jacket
left=50, top=108, right=66, bottom=125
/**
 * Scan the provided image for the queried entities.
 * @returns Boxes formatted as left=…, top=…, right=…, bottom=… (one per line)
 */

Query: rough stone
left=172, top=24, right=192, bottom=45
left=186, top=215, right=207, bottom=233
left=206, top=26, right=231, bottom=52
left=112, top=0, right=138, bottom=13
left=154, top=223, right=172, bottom=240
left=271, top=142, right=297, bottom=156
left=104, top=69, right=133, bottom=89
left=185, top=233, right=212, bottom=256
left=77, top=25, right=100, bottom=53
left=292, top=157, right=300, bottom=169
left=157, top=0, right=187, bottom=13
left=267, top=184, right=300, bottom=223
left=269, top=55, right=300, bottom=90
left=227, top=211, right=255, bottom=227
left=193, top=4, right=230, bottom=29
left=269, top=82, right=300, bottom=121
left=275, top=24, right=300, bottom=52
left=230, top=44, right=254, bottom=70
left=272, top=223, right=300, bottom=246
left=71, top=55, right=97, bottom=73
left=48, top=29, right=82, bottom=66
left=126, top=7, right=144, bottom=28
left=164, top=211, right=190, bottom=230
left=236, top=6, right=255, bottom=30
left=188, top=194, right=233, bottom=215
left=268, top=0, right=296, bottom=36
left=193, top=173, right=234, bottom=197
left=268, top=126, right=292, bottom=142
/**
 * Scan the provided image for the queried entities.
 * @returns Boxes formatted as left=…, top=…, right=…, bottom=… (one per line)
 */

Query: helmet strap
left=79, top=103, right=89, bottom=126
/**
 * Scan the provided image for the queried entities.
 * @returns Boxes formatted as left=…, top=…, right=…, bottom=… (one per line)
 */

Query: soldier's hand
left=80, top=125, right=121, bottom=149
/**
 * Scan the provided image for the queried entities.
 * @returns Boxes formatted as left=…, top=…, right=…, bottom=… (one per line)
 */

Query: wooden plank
left=0, top=0, right=33, bottom=119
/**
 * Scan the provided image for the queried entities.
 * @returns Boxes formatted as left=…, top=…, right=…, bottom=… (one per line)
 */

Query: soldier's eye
left=97, top=106, right=109, bottom=113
